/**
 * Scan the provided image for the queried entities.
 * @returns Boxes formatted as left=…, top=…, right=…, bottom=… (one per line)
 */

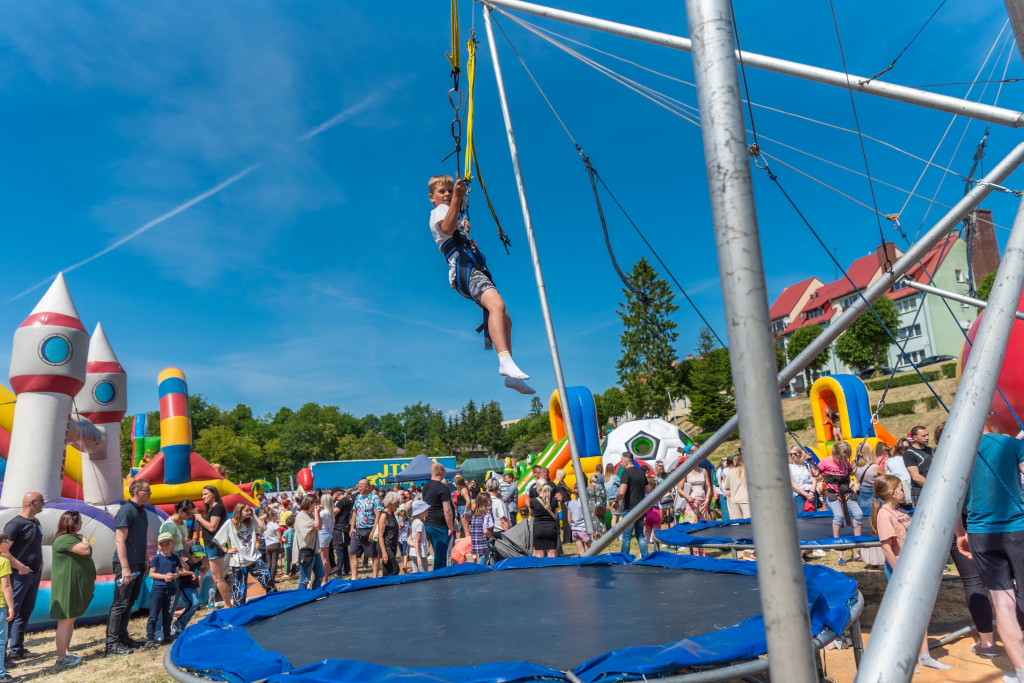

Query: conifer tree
left=616, top=259, right=679, bottom=418
left=688, top=326, right=735, bottom=433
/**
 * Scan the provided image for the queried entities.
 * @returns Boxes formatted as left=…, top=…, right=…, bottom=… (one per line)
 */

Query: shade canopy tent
left=456, top=457, right=504, bottom=483
left=383, top=453, right=460, bottom=483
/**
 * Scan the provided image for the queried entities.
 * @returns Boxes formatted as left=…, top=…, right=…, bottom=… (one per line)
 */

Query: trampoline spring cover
left=656, top=511, right=882, bottom=548
left=168, top=552, right=857, bottom=683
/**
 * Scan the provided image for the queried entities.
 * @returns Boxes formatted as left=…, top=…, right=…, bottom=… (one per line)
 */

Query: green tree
left=688, top=326, right=735, bottom=433
left=976, top=271, right=997, bottom=303
left=528, top=396, right=545, bottom=418
left=595, top=387, right=626, bottom=428
left=194, top=425, right=263, bottom=482
left=786, top=324, right=830, bottom=393
left=616, top=259, right=679, bottom=418
left=477, top=401, right=506, bottom=455
left=511, top=431, right=552, bottom=460
left=834, top=296, right=900, bottom=375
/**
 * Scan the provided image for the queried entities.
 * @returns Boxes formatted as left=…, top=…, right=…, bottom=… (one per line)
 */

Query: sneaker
left=105, top=643, right=134, bottom=656
left=55, top=654, right=83, bottom=667
left=0, top=673, right=21, bottom=682
left=7, top=650, right=36, bottom=661
left=811, top=549, right=828, bottom=558
left=123, top=637, right=145, bottom=648
left=972, top=642, right=998, bottom=658
left=142, top=640, right=159, bottom=650
left=837, top=557, right=847, bottom=566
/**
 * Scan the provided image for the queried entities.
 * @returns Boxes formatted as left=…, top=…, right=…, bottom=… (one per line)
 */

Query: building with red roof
left=768, top=232, right=988, bottom=390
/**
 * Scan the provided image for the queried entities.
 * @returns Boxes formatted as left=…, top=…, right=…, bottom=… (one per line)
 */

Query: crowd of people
left=1, top=423, right=1022, bottom=681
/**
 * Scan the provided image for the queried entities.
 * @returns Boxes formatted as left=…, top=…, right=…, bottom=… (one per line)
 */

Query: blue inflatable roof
left=169, top=553, right=858, bottom=683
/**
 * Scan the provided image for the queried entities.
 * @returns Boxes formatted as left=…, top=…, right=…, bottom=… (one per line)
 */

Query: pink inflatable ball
left=297, top=467, right=314, bottom=491
left=961, top=290, right=1024, bottom=436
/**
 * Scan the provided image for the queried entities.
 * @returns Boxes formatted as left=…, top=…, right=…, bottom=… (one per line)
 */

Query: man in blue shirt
left=956, top=428, right=1024, bottom=683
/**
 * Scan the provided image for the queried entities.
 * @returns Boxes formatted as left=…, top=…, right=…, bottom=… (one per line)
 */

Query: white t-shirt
left=408, top=518, right=428, bottom=558
left=789, top=463, right=813, bottom=495
left=489, top=496, right=508, bottom=532
left=263, top=521, right=281, bottom=549
left=568, top=498, right=586, bottom=531
left=214, top=519, right=263, bottom=568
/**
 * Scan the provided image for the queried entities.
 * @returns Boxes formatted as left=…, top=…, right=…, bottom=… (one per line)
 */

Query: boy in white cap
left=145, top=532, right=190, bottom=649
left=407, top=501, right=431, bottom=573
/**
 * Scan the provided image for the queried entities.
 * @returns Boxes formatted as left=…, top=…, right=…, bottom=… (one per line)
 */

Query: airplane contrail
left=5, top=91, right=384, bottom=305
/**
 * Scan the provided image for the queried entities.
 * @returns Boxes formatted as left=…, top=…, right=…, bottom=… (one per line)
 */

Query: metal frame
left=480, top=0, right=1024, bottom=127
left=683, top=1, right=817, bottom=679
left=902, top=277, right=1024, bottom=321
left=473, top=2, right=1024, bottom=681
left=482, top=5, right=594, bottom=535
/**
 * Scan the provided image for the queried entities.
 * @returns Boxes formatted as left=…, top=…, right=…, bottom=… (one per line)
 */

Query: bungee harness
left=440, top=229, right=495, bottom=350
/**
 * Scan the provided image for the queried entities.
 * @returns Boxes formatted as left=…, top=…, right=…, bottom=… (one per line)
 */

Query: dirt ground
left=11, top=547, right=1010, bottom=683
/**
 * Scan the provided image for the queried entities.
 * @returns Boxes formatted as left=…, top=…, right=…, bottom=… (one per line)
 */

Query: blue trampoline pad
left=658, top=511, right=880, bottom=548
left=168, top=553, right=859, bottom=683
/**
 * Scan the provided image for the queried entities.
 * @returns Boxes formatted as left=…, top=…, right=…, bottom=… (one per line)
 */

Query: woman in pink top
left=817, top=441, right=863, bottom=565
left=872, top=474, right=951, bottom=672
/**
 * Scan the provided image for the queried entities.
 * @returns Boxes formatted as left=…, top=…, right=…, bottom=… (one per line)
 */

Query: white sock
left=504, top=377, right=536, bottom=395
left=917, top=654, right=950, bottom=670
left=1002, top=674, right=1024, bottom=683
left=498, top=352, right=529, bottom=380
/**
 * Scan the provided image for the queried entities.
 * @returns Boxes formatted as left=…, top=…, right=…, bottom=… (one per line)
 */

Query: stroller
left=487, top=517, right=533, bottom=565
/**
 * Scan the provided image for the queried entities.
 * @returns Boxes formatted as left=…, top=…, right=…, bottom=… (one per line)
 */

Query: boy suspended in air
left=428, top=174, right=534, bottom=395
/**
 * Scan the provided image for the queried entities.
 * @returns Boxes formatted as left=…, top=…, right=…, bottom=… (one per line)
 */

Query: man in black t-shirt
left=615, top=453, right=652, bottom=557
left=421, top=463, right=455, bottom=570
left=3, top=491, right=44, bottom=661
left=328, top=487, right=353, bottom=578
left=904, top=425, right=933, bottom=503
left=106, top=479, right=153, bottom=655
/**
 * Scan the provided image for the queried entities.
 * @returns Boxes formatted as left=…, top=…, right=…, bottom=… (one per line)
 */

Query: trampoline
left=166, top=552, right=861, bottom=683
left=657, top=511, right=882, bottom=555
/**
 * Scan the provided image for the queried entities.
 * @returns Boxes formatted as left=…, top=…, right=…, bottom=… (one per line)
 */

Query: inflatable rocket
left=2, top=274, right=89, bottom=505
left=75, top=323, right=127, bottom=506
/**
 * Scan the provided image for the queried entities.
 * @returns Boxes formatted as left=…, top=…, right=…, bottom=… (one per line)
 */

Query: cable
left=860, top=0, right=947, bottom=85
left=828, top=0, right=890, bottom=272
left=490, top=13, right=727, bottom=345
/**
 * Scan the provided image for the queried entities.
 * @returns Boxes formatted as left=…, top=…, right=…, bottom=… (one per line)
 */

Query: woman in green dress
left=50, top=511, right=96, bottom=668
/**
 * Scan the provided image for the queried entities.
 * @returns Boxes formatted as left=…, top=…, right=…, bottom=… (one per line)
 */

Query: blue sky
left=0, top=1, right=1021, bottom=422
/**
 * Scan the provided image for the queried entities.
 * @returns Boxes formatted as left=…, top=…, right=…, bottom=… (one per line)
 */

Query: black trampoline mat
left=245, top=565, right=763, bottom=671
left=688, top=516, right=862, bottom=541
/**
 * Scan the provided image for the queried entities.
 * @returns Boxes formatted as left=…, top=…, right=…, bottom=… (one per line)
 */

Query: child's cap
left=157, top=532, right=174, bottom=544
left=189, top=543, right=206, bottom=558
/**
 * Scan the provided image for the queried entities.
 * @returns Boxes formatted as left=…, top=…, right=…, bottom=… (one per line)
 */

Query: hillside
left=697, top=369, right=961, bottom=462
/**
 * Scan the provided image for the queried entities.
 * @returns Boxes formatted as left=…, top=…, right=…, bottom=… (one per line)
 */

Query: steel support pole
left=587, top=143, right=1024, bottom=556
left=857, top=197, right=1024, bottom=682
left=685, top=2, right=818, bottom=681
left=483, top=6, right=594, bottom=535
left=1006, top=0, right=1024, bottom=67
left=903, top=278, right=1024, bottom=321
left=480, top=0, right=1024, bottom=128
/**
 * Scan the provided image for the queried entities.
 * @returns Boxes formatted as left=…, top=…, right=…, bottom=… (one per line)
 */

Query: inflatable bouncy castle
left=515, top=388, right=603, bottom=510
left=808, top=374, right=897, bottom=461
left=0, top=274, right=164, bottom=629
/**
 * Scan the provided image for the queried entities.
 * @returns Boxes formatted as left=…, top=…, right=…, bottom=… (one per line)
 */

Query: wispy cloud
left=3, top=88, right=390, bottom=306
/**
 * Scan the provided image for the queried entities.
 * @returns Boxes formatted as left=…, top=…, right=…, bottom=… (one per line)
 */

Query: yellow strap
left=463, top=38, right=477, bottom=181
left=446, top=0, right=461, bottom=73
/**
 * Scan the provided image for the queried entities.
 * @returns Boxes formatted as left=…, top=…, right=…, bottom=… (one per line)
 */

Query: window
left=805, top=306, right=824, bottom=320
left=897, top=324, right=922, bottom=340
left=771, top=319, right=787, bottom=335
left=892, top=276, right=914, bottom=292
left=897, top=349, right=927, bottom=366
left=895, top=297, right=918, bottom=313
left=955, top=269, right=964, bottom=283
left=839, top=295, right=858, bottom=310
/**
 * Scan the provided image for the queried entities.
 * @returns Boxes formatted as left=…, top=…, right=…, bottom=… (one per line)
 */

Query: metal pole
left=902, top=278, right=1024, bottom=320
left=482, top=6, right=594, bottom=535
left=856, top=197, right=1024, bottom=682
left=685, top=2, right=818, bottom=681
left=1006, top=0, right=1024, bottom=67
left=586, top=143, right=1024, bottom=556
left=481, top=0, right=1024, bottom=128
